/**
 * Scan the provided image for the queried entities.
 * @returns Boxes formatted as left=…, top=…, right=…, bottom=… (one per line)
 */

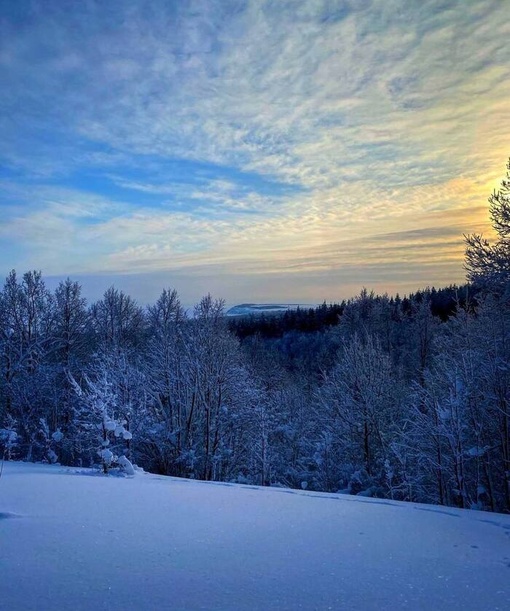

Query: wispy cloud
left=0, top=0, right=508, bottom=302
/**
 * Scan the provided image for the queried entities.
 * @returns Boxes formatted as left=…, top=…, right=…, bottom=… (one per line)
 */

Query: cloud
left=0, top=0, right=508, bottom=302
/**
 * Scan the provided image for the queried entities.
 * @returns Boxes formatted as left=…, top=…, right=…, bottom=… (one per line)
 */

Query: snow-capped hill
left=1, top=461, right=509, bottom=610
left=226, top=303, right=312, bottom=317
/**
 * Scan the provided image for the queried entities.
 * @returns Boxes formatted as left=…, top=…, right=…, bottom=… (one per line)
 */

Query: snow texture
left=1, top=462, right=509, bottom=610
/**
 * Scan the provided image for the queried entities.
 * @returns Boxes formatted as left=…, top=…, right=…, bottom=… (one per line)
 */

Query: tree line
left=1, top=160, right=509, bottom=513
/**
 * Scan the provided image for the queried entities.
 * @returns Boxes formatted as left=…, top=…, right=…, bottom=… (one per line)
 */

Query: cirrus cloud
left=0, top=0, right=508, bottom=304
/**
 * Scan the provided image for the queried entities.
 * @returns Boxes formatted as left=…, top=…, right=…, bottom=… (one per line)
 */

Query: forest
left=1, top=161, right=509, bottom=513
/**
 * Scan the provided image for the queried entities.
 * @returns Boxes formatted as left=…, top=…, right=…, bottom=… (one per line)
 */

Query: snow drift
left=1, top=462, right=509, bottom=610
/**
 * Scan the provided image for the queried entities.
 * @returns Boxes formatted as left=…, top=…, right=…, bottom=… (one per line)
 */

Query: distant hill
left=226, top=303, right=313, bottom=317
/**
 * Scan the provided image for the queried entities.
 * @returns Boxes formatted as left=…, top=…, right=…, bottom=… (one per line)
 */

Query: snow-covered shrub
left=68, top=363, right=136, bottom=475
left=0, top=424, right=18, bottom=461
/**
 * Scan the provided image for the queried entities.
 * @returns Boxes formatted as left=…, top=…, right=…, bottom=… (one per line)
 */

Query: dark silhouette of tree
left=465, top=158, right=510, bottom=294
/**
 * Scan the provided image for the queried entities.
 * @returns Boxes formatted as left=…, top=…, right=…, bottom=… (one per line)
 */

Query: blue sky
left=1, top=0, right=509, bottom=306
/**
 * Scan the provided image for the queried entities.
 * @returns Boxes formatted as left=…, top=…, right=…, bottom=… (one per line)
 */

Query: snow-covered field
left=1, top=462, right=509, bottom=611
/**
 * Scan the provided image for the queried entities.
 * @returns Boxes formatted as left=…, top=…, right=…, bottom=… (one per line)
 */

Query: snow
left=51, top=428, right=64, bottom=443
left=1, top=462, right=509, bottom=611
left=116, top=455, right=135, bottom=476
left=104, top=420, right=117, bottom=432
left=99, top=449, right=113, bottom=464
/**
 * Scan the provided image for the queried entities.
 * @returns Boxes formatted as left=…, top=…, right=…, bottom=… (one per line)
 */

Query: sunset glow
left=1, top=0, right=508, bottom=305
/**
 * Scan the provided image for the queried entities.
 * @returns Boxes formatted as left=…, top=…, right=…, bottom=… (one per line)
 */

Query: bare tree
left=465, top=158, right=510, bottom=294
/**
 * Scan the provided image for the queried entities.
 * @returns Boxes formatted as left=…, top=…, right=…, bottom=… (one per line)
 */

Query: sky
left=1, top=0, right=509, bottom=307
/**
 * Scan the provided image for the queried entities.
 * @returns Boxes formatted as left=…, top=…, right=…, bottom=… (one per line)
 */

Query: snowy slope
left=1, top=462, right=509, bottom=611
